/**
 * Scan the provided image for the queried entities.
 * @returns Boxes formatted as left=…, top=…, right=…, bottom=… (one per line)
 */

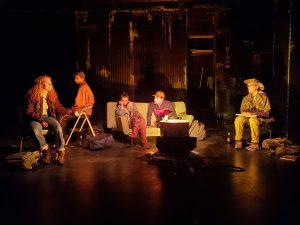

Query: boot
left=246, top=143, right=260, bottom=151
left=40, top=149, right=51, bottom=164
left=234, top=141, right=243, bottom=150
left=57, top=149, right=66, bottom=165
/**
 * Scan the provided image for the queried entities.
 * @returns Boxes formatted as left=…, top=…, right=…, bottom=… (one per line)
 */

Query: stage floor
left=0, top=128, right=299, bottom=225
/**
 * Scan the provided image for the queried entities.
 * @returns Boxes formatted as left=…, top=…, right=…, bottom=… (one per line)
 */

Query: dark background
left=0, top=0, right=299, bottom=142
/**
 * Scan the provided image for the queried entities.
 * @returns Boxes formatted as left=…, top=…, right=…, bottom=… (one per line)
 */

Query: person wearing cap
left=234, top=78, right=271, bottom=151
left=147, top=90, right=177, bottom=127
left=59, top=71, right=95, bottom=137
left=115, top=92, right=148, bottom=148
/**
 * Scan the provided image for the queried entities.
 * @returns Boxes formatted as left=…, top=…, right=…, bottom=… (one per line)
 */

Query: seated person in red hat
left=147, top=90, right=177, bottom=127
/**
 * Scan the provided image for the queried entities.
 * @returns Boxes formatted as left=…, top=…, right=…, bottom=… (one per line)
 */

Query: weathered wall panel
left=75, top=10, right=187, bottom=125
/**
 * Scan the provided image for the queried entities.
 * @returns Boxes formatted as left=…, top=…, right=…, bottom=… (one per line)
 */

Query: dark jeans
left=30, top=116, right=65, bottom=151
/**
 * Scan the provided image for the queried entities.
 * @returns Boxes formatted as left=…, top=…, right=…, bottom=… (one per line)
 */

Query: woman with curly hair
left=26, top=75, right=72, bottom=165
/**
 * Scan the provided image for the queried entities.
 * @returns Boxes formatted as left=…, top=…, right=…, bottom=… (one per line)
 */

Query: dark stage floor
left=0, top=128, right=300, bottom=225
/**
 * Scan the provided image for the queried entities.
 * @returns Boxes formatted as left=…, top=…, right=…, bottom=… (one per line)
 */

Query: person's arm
left=164, top=100, right=177, bottom=118
left=115, top=101, right=130, bottom=116
left=53, top=98, right=72, bottom=116
left=254, top=94, right=271, bottom=117
left=84, top=85, right=95, bottom=108
left=147, top=103, right=154, bottom=126
left=26, top=94, right=42, bottom=122
left=240, top=96, right=251, bottom=113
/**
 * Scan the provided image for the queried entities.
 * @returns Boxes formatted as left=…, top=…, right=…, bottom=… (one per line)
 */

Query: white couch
left=106, top=101, right=194, bottom=137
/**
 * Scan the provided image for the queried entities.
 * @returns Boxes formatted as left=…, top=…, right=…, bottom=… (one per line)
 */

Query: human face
left=120, top=97, right=129, bottom=106
left=74, top=75, right=85, bottom=85
left=247, top=82, right=259, bottom=95
left=42, top=78, right=53, bottom=92
left=154, top=96, right=163, bottom=105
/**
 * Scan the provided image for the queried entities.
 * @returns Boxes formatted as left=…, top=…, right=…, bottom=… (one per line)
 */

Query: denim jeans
left=30, top=116, right=65, bottom=151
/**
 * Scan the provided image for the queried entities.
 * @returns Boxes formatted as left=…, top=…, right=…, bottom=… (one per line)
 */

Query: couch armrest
left=180, top=114, right=194, bottom=126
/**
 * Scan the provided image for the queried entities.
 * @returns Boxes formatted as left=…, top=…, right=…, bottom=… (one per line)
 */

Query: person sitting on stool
left=234, top=78, right=271, bottom=151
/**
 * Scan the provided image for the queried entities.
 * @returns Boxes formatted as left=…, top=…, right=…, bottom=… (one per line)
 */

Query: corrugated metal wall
left=75, top=10, right=187, bottom=126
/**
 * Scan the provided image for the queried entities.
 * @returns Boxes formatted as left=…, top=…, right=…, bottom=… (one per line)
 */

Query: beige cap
left=244, top=78, right=264, bottom=91
left=152, top=90, right=165, bottom=98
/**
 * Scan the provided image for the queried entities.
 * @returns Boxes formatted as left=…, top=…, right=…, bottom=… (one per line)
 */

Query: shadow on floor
left=0, top=129, right=300, bottom=225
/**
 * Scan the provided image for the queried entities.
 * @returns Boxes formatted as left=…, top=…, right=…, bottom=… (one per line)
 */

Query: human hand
left=118, top=101, right=124, bottom=108
left=66, top=109, right=73, bottom=115
left=41, top=121, right=48, bottom=128
left=241, top=112, right=255, bottom=117
left=162, top=115, right=168, bottom=121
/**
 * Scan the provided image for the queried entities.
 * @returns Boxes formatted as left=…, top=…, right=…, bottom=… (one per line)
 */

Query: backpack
left=87, top=133, right=115, bottom=150
left=5, top=151, right=40, bottom=170
left=189, top=120, right=206, bottom=141
left=262, top=137, right=300, bottom=156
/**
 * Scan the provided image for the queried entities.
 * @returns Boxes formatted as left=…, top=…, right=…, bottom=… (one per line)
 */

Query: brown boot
left=246, top=143, right=260, bottom=151
left=40, top=149, right=51, bottom=164
left=57, top=149, right=66, bottom=165
left=234, top=141, right=243, bottom=150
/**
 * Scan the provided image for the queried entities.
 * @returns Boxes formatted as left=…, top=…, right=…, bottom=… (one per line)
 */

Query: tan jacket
left=240, top=91, right=271, bottom=118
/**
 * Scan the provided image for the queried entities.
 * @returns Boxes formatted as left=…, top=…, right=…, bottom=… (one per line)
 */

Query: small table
left=159, top=119, right=189, bottom=137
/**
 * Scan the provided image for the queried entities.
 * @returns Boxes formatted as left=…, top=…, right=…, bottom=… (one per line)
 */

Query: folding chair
left=65, top=106, right=96, bottom=146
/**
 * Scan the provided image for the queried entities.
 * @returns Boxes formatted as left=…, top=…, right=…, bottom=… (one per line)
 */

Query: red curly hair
left=28, top=75, right=58, bottom=103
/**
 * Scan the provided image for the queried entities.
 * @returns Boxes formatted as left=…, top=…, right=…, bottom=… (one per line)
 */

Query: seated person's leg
left=249, top=117, right=260, bottom=144
left=131, top=120, right=139, bottom=145
left=59, top=114, right=76, bottom=135
left=139, top=117, right=148, bottom=148
left=29, top=120, right=48, bottom=150
left=45, top=117, right=65, bottom=151
left=234, top=116, right=249, bottom=149
left=245, top=117, right=260, bottom=151
left=45, top=117, right=66, bottom=164
left=139, top=127, right=149, bottom=149
left=234, top=116, right=248, bottom=142
left=30, top=120, right=51, bottom=164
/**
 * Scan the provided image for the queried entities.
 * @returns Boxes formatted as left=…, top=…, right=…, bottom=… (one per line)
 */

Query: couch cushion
left=135, top=102, right=157, bottom=126
left=107, top=102, right=118, bottom=129
left=146, top=126, right=161, bottom=137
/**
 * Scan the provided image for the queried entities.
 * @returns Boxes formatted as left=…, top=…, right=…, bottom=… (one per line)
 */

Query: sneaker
left=234, top=141, right=243, bottom=150
left=40, top=149, right=51, bottom=164
left=246, top=143, right=260, bottom=151
left=57, top=149, right=66, bottom=165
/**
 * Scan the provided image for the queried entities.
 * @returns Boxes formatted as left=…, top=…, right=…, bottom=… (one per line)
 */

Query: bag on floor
left=87, top=133, right=114, bottom=150
left=5, top=151, right=40, bottom=170
left=262, top=137, right=292, bottom=150
left=189, top=120, right=206, bottom=141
